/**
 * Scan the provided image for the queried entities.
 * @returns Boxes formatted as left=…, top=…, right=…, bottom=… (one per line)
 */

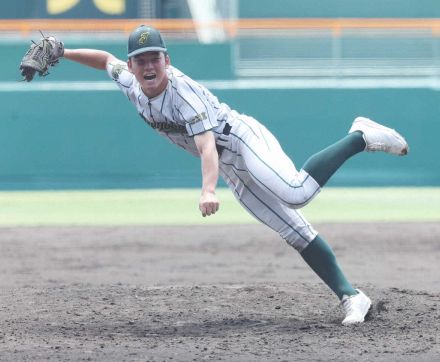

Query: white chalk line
left=2, top=77, right=440, bottom=92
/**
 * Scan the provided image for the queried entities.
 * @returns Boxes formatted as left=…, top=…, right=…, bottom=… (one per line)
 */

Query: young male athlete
left=21, top=25, right=409, bottom=325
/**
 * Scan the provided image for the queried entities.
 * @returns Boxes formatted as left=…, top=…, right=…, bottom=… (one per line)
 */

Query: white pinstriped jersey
left=106, top=60, right=232, bottom=156
left=106, top=59, right=320, bottom=251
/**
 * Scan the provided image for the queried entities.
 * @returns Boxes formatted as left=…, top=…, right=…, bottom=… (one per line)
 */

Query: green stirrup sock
left=300, top=235, right=357, bottom=300
left=302, top=131, right=366, bottom=187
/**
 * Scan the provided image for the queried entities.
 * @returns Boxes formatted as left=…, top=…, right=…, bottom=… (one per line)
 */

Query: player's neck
left=140, top=79, right=168, bottom=99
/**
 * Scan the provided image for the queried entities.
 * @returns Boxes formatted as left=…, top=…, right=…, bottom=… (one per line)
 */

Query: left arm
left=194, top=131, right=220, bottom=217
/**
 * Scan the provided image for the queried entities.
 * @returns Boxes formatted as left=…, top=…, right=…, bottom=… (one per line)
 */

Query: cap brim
left=128, top=46, right=167, bottom=57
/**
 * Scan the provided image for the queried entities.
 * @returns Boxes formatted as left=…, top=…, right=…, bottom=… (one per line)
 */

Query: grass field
left=0, top=187, right=437, bottom=226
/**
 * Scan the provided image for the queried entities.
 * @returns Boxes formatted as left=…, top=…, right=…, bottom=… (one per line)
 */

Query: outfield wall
left=239, top=0, right=440, bottom=18
left=2, top=40, right=438, bottom=189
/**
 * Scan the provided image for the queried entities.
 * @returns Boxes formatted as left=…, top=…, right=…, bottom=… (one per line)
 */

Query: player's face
left=128, top=51, right=170, bottom=98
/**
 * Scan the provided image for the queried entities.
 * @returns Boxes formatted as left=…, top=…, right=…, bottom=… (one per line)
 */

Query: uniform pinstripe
left=107, top=61, right=320, bottom=251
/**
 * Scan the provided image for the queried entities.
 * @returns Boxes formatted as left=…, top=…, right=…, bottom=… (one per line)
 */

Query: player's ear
left=164, top=53, right=170, bottom=67
left=127, top=58, right=133, bottom=73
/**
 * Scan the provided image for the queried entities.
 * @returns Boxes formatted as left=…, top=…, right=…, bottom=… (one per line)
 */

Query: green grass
left=0, top=187, right=438, bottom=226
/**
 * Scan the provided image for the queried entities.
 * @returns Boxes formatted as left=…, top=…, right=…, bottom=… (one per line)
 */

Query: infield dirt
left=0, top=222, right=439, bottom=361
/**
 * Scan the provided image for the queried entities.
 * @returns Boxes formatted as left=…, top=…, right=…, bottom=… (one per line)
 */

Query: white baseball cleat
left=341, top=289, right=372, bottom=325
left=349, top=117, right=409, bottom=155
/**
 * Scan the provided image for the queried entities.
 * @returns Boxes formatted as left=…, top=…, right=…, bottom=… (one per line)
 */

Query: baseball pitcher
left=19, top=26, right=409, bottom=325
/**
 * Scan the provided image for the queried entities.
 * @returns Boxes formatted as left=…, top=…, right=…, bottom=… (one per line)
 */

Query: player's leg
left=219, top=161, right=318, bottom=251
left=219, top=164, right=370, bottom=324
left=302, top=116, right=409, bottom=187
left=300, top=234, right=357, bottom=299
left=229, top=115, right=408, bottom=209
left=301, top=131, right=365, bottom=186
left=299, top=236, right=370, bottom=325
left=229, top=116, right=322, bottom=209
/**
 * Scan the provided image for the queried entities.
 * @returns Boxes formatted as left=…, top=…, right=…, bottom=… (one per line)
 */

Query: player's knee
left=283, top=169, right=321, bottom=209
left=281, top=228, right=317, bottom=252
left=285, top=189, right=316, bottom=209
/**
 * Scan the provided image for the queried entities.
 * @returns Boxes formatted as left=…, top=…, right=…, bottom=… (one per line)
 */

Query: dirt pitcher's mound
left=0, top=223, right=439, bottom=361
left=1, top=283, right=439, bottom=361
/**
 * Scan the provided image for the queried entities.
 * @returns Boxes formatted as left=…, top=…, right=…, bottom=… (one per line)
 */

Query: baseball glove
left=19, top=35, right=64, bottom=82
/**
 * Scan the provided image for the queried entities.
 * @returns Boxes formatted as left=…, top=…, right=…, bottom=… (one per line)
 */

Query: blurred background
left=1, top=0, right=439, bottom=190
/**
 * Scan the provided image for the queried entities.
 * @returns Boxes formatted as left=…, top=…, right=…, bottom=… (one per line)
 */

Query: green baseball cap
left=127, top=25, right=167, bottom=57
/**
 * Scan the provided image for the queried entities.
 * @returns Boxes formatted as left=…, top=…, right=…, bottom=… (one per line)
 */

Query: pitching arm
left=194, top=130, right=220, bottom=217
left=63, top=49, right=118, bottom=70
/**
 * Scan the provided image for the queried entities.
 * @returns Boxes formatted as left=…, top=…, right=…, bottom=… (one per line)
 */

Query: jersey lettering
left=139, top=112, right=186, bottom=133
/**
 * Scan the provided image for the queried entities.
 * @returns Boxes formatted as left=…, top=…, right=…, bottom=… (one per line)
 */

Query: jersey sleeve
left=106, top=60, right=134, bottom=94
left=173, top=75, right=218, bottom=136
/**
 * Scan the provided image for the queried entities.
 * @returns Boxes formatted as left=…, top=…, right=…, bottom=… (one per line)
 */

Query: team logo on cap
left=138, top=32, right=150, bottom=45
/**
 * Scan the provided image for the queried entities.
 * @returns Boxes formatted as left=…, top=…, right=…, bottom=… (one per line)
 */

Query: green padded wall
left=2, top=40, right=438, bottom=189
left=239, top=0, right=440, bottom=18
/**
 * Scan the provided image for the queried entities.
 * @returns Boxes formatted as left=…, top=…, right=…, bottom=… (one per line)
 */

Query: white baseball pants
left=218, top=115, right=320, bottom=251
